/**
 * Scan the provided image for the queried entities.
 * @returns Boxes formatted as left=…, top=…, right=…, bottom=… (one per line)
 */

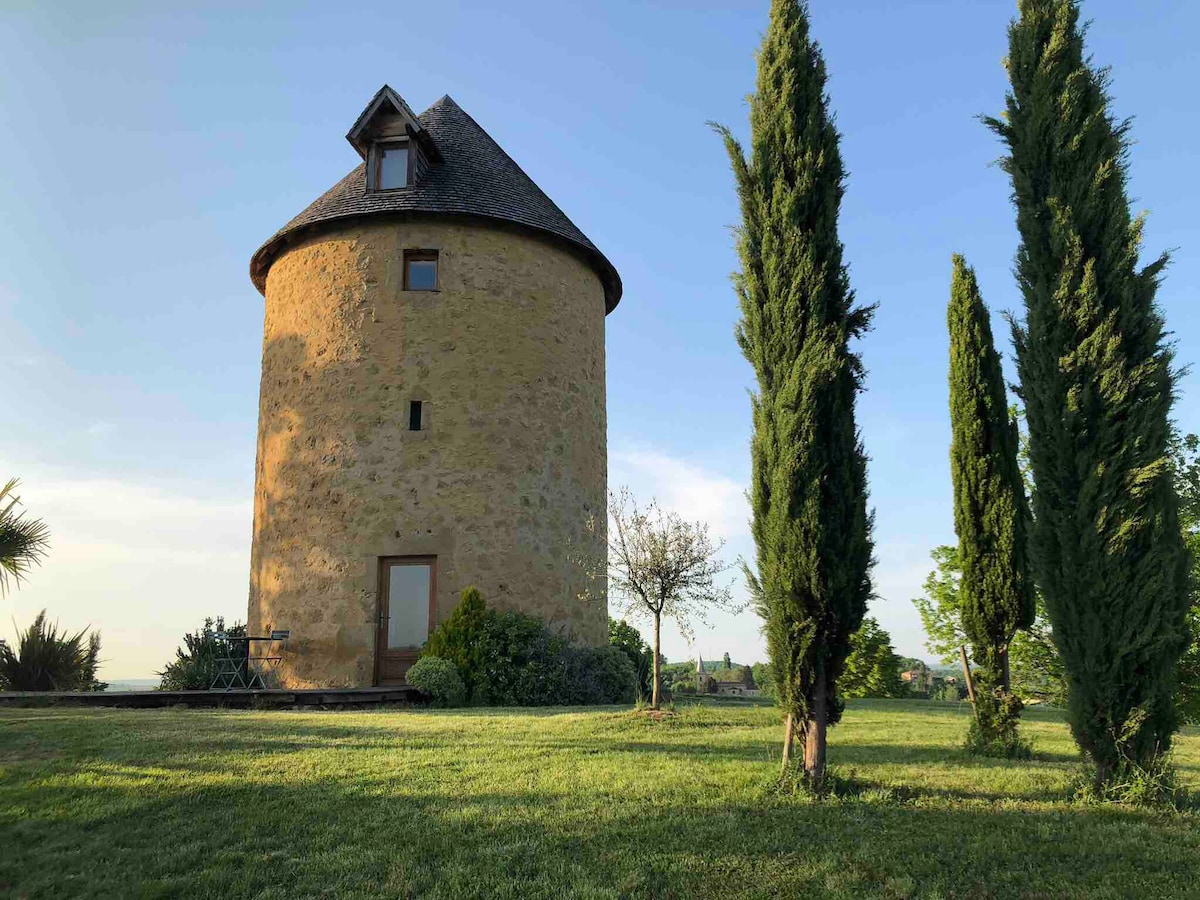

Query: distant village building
left=712, top=666, right=759, bottom=697
left=901, top=667, right=935, bottom=695
left=901, top=665, right=962, bottom=700
left=694, top=654, right=760, bottom=697
left=246, top=86, right=622, bottom=688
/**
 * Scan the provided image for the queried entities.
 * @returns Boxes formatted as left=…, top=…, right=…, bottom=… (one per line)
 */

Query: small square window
left=404, top=251, right=438, bottom=291
left=408, top=400, right=424, bottom=432
left=377, top=144, right=409, bottom=189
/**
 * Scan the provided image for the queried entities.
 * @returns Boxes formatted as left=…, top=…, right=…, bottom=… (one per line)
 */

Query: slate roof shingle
left=249, top=94, right=622, bottom=311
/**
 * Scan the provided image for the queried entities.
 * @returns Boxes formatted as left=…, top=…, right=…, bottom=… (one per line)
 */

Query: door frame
left=374, top=555, right=438, bottom=686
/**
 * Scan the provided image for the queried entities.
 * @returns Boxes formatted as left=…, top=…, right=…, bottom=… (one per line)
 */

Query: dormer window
left=374, top=142, right=410, bottom=190
left=348, top=86, right=441, bottom=196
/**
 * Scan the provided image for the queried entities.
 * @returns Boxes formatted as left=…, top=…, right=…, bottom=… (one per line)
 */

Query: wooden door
left=376, top=556, right=437, bottom=685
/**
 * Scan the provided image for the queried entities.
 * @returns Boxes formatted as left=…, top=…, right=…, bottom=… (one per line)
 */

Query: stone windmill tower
left=247, top=86, right=621, bottom=688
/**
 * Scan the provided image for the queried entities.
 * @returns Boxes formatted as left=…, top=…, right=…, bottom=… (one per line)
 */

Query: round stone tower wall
left=248, top=217, right=608, bottom=688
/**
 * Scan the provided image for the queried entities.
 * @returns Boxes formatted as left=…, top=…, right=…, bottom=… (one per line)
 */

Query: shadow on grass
left=1, top=706, right=1082, bottom=794
left=5, top=756, right=1200, bottom=900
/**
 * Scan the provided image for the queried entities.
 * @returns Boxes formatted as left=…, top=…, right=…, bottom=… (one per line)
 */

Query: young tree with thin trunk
left=913, top=545, right=1068, bottom=707
left=987, top=0, right=1190, bottom=786
left=606, top=489, right=735, bottom=709
left=713, top=0, right=873, bottom=784
left=947, top=255, right=1036, bottom=754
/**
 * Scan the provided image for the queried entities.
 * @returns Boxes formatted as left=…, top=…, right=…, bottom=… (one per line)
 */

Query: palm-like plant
left=0, top=610, right=104, bottom=692
left=0, top=478, right=50, bottom=595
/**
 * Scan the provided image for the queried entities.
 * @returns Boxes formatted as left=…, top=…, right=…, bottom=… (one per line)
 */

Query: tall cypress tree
left=947, top=255, right=1035, bottom=754
left=987, top=0, right=1189, bottom=782
left=714, top=0, right=873, bottom=782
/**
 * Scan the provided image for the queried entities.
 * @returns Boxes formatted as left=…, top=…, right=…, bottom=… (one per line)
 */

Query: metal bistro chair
left=208, top=631, right=288, bottom=691
left=208, top=635, right=259, bottom=690
left=250, top=631, right=288, bottom=687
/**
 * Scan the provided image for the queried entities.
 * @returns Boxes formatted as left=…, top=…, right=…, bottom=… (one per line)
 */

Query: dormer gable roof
left=345, top=84, right=441, bottom=163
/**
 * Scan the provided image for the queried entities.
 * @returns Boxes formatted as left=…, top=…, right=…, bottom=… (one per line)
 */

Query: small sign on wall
left=270, top=630, right=290, bottom=641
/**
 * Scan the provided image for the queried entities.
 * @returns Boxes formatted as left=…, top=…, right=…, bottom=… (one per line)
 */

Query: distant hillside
left=106, top=679, right=159, bottom=693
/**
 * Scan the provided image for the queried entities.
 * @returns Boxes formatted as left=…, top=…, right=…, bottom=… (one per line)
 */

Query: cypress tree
left=987, top=0, right=1190, bottom=783
left=947, top=255, right=1035, bottom=754
left=714, top=0, right=873, bottom=783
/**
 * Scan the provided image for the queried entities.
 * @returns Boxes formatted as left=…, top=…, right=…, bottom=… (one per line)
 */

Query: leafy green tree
left=914, top=546, right=1066, bottom=706
left=913, top=546, right=968, bottom=664
left=658, top=660, right=694, bottom=686
left=839, top=618, right=907, bottom=699
left=741, top=664, right=757, bottom=690
left=0, top=479, right=50, bottom=595
left=751, top=662, right=776, bottom=702
left=609, top=618, right=653, bottom=701
left=933, top=678, right=965, bottom=702
left=1180, top=611, right=1200, bottom=726
left=1009, top=613, right=1068, bottom=707
left=946, top=256, right=1035, bottom=754
left=1169, top=433, right=1200, bottom=724
left=714, top=0, right=873, bottom=784
left=987, top=0, right=1190, bottom=783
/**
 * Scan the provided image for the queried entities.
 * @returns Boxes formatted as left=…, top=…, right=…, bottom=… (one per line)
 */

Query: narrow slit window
left=408, top=400, right=423, bottom=432
left=404, top=250, right=438, bottom=291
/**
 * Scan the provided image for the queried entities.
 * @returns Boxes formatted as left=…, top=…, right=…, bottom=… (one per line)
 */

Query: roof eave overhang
left=249, top=210, right=622, bottom=313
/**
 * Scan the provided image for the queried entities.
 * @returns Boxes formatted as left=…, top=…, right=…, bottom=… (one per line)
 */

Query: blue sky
left=2, top=1, right=1197, bottom=679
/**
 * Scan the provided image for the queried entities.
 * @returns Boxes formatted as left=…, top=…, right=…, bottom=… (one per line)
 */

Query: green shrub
left=0, top=610, right=105, bottom=692
left=964, top=687, right=1031, bottom=759
left=405, top=656, right=466, bottom=707
left=425, top=587, right=488, bottom=698
left=158, top=618, right=246, bottom=690
left=565, top=646, right=638, bottom=705
left=475, top=609, right=567, bottom=706
left=422, top=589, right=637, bottom=706
left=1070, top=752, right=1191, bottom=809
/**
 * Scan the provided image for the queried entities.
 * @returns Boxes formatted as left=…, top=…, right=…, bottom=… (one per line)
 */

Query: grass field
left=2, top=699, right=1198, bottom=899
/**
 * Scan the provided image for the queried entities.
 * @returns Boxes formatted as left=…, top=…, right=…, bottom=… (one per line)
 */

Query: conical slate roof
left=250, top=94, right=621, bottom=311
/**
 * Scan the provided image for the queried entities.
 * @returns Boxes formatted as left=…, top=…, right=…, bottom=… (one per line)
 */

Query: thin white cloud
left=0, top=468, right=251, bottom=680
left=609, top=445, right=748, bottom=542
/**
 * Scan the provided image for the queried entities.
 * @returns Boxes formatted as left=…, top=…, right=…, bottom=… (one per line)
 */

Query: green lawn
left=2, top=700, right=1198, bottom=899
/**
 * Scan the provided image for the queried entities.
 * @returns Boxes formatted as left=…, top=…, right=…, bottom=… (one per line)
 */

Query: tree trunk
left=1000, top=646, right=1011, bottom=692
left=804, top=667, right=828, bottom=784
left=651, top=613, right=662, bottom=710
left=959, top=645, right=980, bottom=723
left=781, top=711, right=794, bottom=773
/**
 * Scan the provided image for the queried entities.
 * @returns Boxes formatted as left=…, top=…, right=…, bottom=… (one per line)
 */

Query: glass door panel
left=387, top=563, right=432, bottom=650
